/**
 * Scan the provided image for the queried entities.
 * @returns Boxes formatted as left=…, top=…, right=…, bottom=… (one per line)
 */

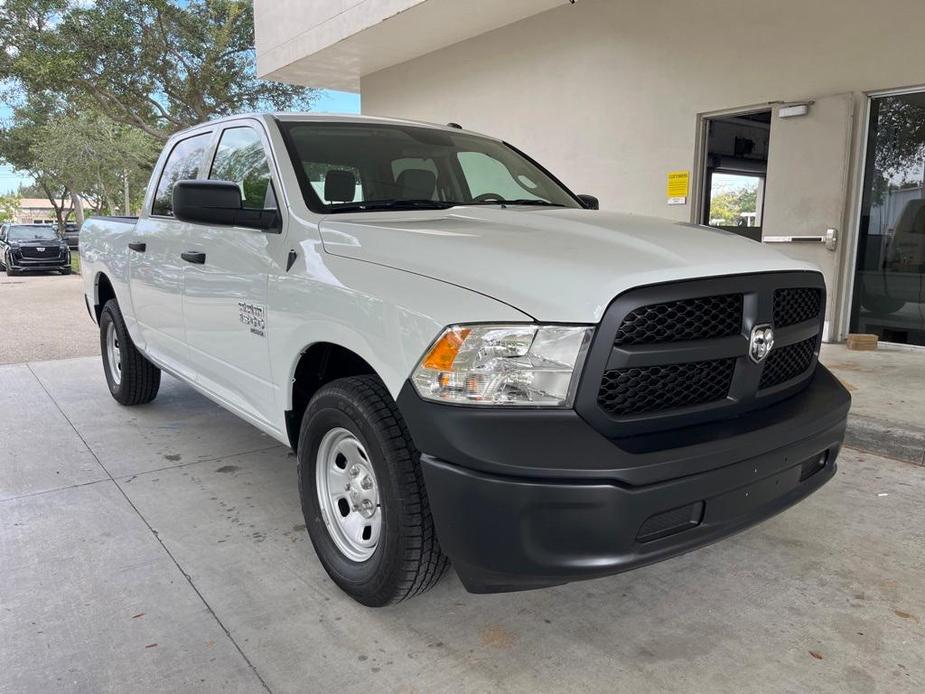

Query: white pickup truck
left=81, top=113, right=850, bottom=606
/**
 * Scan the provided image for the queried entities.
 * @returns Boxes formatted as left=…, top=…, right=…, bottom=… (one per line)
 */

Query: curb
left=844, top=414, right=925, bottom=466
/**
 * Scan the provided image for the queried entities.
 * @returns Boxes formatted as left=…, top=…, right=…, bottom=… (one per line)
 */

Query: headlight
left=411, top=324, right=593, bottom=407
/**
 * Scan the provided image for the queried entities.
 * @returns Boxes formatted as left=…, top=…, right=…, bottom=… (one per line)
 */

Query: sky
left=0, top=89, right=361, bottom=195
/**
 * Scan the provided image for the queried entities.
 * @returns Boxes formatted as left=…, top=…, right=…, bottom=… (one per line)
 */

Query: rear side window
left=209, top=127, right=274, bottom=208
left=151, top=132, right=211, bottom=216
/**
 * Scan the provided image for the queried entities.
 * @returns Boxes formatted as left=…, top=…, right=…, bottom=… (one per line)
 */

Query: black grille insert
left=614, top=294, right=743, bottom=346
left=598, top=358, right=735, bottom=417
left=773, top=287, right=822, bottom=327
left=19, top=246, right=60, bottom=258
left=759, top=337, right=817, bottom=389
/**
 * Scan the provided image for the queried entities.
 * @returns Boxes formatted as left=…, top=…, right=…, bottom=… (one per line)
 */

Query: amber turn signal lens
left=422, top=328, right=470, bottom=370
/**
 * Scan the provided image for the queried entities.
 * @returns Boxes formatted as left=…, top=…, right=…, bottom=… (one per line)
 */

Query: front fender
left=269, top=243, right=531, bottom=412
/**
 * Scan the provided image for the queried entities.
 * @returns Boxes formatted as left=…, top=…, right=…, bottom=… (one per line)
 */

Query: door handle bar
left=128, top=242, right=146, bottom=253
left=763, top=228, right=837, bottom=251
left=181, top=251, right=206, bottom=264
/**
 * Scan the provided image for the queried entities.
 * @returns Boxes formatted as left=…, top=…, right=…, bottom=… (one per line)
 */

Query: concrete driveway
left=0, top=273, right=100, bottom=364
left=2, top=357, right=923, bottom=693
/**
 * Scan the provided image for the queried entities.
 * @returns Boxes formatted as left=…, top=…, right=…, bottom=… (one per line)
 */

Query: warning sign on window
left=667, top=170, right=689, bottom=205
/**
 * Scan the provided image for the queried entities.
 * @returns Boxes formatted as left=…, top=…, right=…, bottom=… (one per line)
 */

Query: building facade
left=255, top=0, right=925, bottom=347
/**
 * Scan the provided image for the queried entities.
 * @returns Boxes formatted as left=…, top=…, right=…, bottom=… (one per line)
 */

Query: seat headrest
left=324, top=170, right=356, bottom=203
left=396, top=168, right=437, bottom=199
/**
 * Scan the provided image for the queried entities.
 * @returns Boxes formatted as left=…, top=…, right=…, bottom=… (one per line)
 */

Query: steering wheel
left=470, top=193, right=506, bottom=203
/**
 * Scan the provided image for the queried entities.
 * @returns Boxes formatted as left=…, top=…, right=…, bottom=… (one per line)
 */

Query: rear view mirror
left=578, top=194, right=599, bottom=210
left=173, top=180, right=280, bottom=232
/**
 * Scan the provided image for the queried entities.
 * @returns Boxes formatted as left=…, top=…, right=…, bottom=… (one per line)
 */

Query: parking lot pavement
left=0, top=273, right=100, bottom=364
left=2, top=357, right=923, bottom=694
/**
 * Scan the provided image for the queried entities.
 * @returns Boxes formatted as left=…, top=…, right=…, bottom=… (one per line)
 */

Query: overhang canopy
left=254, top=0, right=568, bottom=91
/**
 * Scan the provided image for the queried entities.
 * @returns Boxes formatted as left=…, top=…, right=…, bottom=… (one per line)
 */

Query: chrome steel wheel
left=315, top=427, right=381, bottom=562
left=105, top=320, right=122, bottom=386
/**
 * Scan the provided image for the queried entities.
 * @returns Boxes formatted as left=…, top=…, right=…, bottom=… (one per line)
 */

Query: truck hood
left=319, top=207, right=818, bottom=323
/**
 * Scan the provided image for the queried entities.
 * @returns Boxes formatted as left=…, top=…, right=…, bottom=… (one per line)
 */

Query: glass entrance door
left=851, top=92, right=925, bottom=346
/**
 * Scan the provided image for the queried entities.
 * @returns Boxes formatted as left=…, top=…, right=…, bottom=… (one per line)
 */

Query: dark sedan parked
left=0, top=223, right=72, bottom=276
left=62, top=222, right=81, bottom=250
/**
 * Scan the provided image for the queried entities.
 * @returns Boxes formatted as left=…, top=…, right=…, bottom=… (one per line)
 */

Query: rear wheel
left=99, top=299, right=160, bottom=405
left=297, top=375, right=449, bottom=606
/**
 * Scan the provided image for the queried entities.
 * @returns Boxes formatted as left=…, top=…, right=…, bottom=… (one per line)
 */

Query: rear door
left=761, top=93, right=856, bottom=340
left=129, top=130, right=213, bottom=377
left=180, top=122, right=282, bottom=425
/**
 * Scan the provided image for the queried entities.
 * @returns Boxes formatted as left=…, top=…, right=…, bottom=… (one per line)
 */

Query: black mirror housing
left=577, top=194, right=599, bottom=210
left=173, top=180, right=280, bottom=231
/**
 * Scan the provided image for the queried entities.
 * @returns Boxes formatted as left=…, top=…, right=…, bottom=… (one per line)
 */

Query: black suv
left=0, top=223, right=72, bottom=275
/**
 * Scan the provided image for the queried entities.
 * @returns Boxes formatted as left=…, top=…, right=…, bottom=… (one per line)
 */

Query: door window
left=209, top=126, right=274, bottom=209
left=851, top=92, right=925, bottom=346
left=151, top=132, right=211, bottom=216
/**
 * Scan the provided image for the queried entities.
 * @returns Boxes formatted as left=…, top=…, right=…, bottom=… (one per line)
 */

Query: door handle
left=128, top=242, right=146, bottom=253
left=181, top=251, right=206, bottom=264
left=763, top=228, right=838, bottom=251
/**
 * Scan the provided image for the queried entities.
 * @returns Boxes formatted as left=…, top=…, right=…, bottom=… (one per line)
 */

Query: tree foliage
left=710, top=186, right=758, bottom=226
left=0, top=0, right=318, bottom=223
left=31, top=110, right=160, bottom=214
left=0, top=0, right=317, bottom=141
left=0, top=194, right=20, bottom=222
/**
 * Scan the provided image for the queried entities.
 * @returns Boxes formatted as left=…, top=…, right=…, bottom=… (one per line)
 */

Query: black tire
left=297, top=375, right=449, bottom=606
left=861, top=293, right=905, bottom=315
left=99, top=299, right=161, bottom=405
left=5, top=266, right=18, bottom=276
left=59, top=267, right=72, bottom=275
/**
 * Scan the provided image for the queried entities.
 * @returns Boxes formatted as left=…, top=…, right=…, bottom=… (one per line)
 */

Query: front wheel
left=99, top=299, right=161, bottom=405
left=297, top=375, right=449, bottom=606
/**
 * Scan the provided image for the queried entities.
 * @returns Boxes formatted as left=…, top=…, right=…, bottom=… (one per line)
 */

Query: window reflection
left=852, top=93, right=925, bottom=345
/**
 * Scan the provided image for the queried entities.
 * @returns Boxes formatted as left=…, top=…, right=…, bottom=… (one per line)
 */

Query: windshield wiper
left=328, top=199, right=457, bottom=212
left=458, top=198, right=566, bottom=207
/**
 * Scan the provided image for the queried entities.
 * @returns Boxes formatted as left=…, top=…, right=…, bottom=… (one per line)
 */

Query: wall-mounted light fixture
left=778, top=102, right=813, bottom=118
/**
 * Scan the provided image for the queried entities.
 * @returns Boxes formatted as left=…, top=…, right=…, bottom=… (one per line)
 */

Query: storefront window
left=851, top=93, right=925, bottom=345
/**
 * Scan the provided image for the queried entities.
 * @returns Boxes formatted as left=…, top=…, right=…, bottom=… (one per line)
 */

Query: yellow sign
left=667, top=170, right=690, bottom=200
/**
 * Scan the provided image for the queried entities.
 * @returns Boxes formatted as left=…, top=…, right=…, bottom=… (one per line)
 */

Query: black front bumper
left=397, top=366, right=850, bottom=593
left=8, top=256, right=70, bottom=271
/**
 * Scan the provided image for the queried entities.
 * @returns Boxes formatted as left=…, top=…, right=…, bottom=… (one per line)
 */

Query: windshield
left=7, top=225, right=59, bottom=241
left=278, top=121, right=581, bottom=213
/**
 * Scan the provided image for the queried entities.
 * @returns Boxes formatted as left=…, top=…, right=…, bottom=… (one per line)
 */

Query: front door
left=762, top=93, right=855, bottom=340
left=129, top=131, right=212, bottom=378
left=180, top=123, right=282, bottom=426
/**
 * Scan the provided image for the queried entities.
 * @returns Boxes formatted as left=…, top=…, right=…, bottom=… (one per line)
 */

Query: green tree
left=0, top=0, right=318, bottom=141
left=31, top=110, right=160, bottom=216
left=710, top=186, right=758, bottom=226
left=0, top=194, right=19, bottom=222
left=0, top=95, right=80, bottom=230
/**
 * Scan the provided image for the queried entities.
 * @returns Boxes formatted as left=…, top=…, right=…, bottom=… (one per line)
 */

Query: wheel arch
left=285, top=341, right=381, bottom=450
left=94, top=271, right=116, bottom=321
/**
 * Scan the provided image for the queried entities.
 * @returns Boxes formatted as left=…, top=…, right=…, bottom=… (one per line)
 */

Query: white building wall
left=360, top=0, right=925, bottom=220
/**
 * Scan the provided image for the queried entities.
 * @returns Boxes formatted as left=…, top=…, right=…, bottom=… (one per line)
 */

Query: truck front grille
left=773, top=287, right=822, bottom=327
left=574, top=272, right=826, bottom=437
left=598, top=358, right=735, bottom=416
left=614, top=294, right=743, bottom=345
left=759, top=336, right=817, bottom=389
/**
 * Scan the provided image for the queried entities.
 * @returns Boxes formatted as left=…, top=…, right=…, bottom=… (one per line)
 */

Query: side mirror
left=577, top=194, right=599, bottom=210
left=173, top=180, right=280, bottom=232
